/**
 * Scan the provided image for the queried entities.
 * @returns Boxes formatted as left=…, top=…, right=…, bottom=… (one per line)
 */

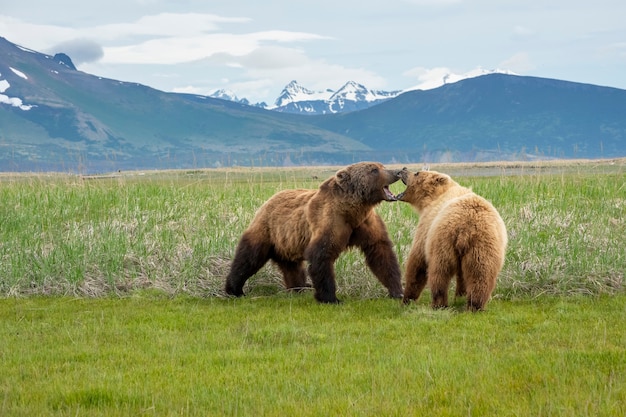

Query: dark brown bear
left=225, top=162, right=404, bottom=303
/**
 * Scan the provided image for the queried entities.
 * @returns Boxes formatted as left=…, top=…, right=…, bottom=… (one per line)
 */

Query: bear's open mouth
left=384, top=186, right=397, bottom=201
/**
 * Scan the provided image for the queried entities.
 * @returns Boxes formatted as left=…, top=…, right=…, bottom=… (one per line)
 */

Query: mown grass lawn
left=1, top=294, right=625, bottom=416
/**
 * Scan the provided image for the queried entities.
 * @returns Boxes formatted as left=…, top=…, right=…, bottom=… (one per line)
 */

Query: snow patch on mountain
left=0, top=73, right=34, bottom=110
left=10, top=67, right=28, bottom=80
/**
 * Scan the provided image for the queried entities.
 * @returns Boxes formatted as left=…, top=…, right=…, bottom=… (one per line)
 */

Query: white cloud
left=2, top=13, right=325, bottom=66
left=403, top=67, right=458, bottom=90
left=206, top=46, right=310, bottom=70
left=100, top=29, right=328, bottom=65
left=499, top=52, right=534, bottom=72
left=0, top=15, right=76, bottom=49
left=235, top=54, right=387, bottom=103
left=90, top=13, right=251, bottom=41
left=171, top=45, right=388, bottom=104
left=403, top=66, right=518, bottom=91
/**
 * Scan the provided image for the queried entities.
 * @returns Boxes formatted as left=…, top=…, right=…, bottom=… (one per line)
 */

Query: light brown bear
left=397, top=169, right=507, bottom=311
left=225, top=162, right=404, bottom=303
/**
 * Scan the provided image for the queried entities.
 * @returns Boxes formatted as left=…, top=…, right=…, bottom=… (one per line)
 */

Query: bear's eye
left=370, top=168, right=379, bottom=175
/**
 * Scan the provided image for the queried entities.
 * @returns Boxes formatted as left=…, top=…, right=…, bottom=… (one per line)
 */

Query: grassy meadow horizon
left=0, top=157, right=624, bottom=299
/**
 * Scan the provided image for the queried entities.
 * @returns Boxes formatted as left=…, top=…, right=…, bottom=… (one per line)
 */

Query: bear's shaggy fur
left=397, top=169, right=507, bottom=311
left=225, top=162, right=404, bottom=303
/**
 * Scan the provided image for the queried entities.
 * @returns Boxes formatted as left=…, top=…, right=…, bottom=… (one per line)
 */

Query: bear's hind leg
left=428, top=259, right=455, bottom=309
left=455, top=261, right=467, bottom=299
left=225, top=233, right=271, bottom=297
left=275, top=260, right=310, bottom=292
left=462, top=271, right=497, bottom=312
left=461, top=249, right=499, bottom=311
left=464, top=278, right=492, bottom=312
left=403, top=251, right=428, bottom=304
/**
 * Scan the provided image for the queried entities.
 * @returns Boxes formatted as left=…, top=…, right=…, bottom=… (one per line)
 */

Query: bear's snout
left=397, top=168, right=411, bottom=185
left=394, top=168, right=414, bottom=201
left=383, top=168, right=403, bottom=185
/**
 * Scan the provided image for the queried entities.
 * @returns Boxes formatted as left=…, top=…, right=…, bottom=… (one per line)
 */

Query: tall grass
left=0, top=161, right=624, bottom=299
left=479, top=172, right=625, bottom=298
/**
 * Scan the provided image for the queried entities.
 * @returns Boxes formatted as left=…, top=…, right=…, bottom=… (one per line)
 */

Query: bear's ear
left=335, top=169, right=350, bottom=191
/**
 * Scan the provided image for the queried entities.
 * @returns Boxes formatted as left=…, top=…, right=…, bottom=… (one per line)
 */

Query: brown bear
left=396, top=169, right=507, bottom=311
left=225, top=162, right=404, bottom=303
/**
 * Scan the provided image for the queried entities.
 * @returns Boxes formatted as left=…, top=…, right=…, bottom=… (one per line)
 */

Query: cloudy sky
left=1, top=1, right=625, bottom=104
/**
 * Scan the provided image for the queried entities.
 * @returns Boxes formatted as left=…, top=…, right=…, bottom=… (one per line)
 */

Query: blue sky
left=1, top=0, right=625, bottom=104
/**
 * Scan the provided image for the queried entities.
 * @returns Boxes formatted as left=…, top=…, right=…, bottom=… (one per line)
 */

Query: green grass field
left=2, top=295, right=625, bottom=416
left=1, top=159, right=625, bottom=416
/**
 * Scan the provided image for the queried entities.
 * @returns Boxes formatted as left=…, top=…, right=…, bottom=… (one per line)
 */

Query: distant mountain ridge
left=209, top=68, right=517, bottom=116
left=209, top=80, right=402, bottom=115
left=207, top=89, right=267, bottom=109
left=212, top=69, right=515, bottom=116
left=1, top=36, right=625, bottom=173
left=312, top=74, right=626, bottom=161
left=269, top=80, right=401, bottom=114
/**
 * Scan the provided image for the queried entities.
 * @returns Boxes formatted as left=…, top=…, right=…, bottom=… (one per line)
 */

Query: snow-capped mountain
left=270, top=80, right=401, bottom=115
left=273, top=80, right=333, bottom=108
left=327, top=81, right=400, bottom=113
left=208, top=89, right=252, bottom=106
left=208, top=88, right=268, bottom=109
left=208, top=88, right=240, bottom=101
left=212, top=69, right=515, bottom=115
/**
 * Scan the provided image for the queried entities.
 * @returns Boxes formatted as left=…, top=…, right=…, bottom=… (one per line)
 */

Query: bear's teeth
left=384, top=186, right=396, bottom=201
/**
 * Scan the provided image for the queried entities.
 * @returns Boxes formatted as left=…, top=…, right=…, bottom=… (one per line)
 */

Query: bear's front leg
left=403, top=249, right=428, bottom=304
left=350, top=218, right=403, bottom=299
left=305, top=234, right=343, bottom=303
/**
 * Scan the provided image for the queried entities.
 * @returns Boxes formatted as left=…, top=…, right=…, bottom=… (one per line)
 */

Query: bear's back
left=250, top=189, right=318, bottom=260
left=418, top=184, right=472, bottom=230
left=428, top=191, right=507, bottom=258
